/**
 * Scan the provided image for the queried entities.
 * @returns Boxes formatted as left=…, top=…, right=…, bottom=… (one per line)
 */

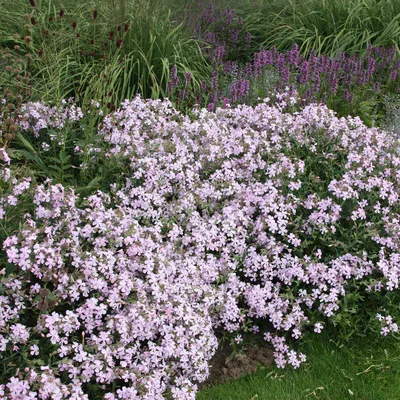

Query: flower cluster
left=19, top=100, right=83, bottom=139
left=251, top=45, right=399, bottom=103
left=2, top=182, right=219, bottom=399
left=1, top=96, right=400, bottom=398
left=376, top=313, right=399, bottom=336
left=169, top=6, right=400, bottom=120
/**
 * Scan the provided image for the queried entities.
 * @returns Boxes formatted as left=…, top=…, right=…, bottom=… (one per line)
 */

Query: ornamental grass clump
left=0, top=0, right=209, bottom=108
left=1, top=95, right=400, bottom=398
left=241, top=0, right=400, bottom=57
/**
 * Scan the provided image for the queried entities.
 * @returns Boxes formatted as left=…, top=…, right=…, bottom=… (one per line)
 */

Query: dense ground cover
left=1, top=0, right=400, bottom=399
left=2, top=94, right=400, bottom=398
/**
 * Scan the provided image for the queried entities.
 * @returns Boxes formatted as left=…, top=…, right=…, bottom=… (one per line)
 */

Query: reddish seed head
left=76, top=33, right=81, bottom=38
left=29, top=0, right=35, bottom=6
left=90, top=39, right=95, bottom=45
left=103, top=42, right=108, bottom=47
left=38, top=48, right=43, bottom=56
left=109, top=31, right=115, bottom=39
left=117, top=39, right=123, bottom=48
left=59, top=9, right=64, bottom=18
left=93, top=9, right=98, bottom=19
left=49, top=16, right=53, bottom=22
left=124, top=23, right=129, bottom=32
left=117, top=25, right=122, bottom=31
left=31, top=17, right=36, bottom=25
left=89, top=51, right=95, bottom=57
left=72, top=21, right=77, bottom=29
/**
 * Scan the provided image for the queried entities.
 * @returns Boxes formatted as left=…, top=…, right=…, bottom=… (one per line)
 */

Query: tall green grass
left=0, top=0, right=210, bottom=107
left=241, top=0, right=400, bottom=57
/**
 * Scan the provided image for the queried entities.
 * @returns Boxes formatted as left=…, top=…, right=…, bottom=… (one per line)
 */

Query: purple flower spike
left=300, top=60, right=310, bottom=83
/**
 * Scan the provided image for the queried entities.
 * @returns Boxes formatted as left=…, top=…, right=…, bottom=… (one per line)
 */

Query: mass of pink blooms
left=1, top=94, right=399, bottom=399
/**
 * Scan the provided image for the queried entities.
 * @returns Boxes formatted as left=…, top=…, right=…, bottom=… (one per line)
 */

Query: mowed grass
left=198, top=332, right=400, bottom=400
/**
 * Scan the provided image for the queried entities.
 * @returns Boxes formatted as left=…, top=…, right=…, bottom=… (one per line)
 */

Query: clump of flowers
left=2, top=183, right=220, bottom=399
left=376, top=313, right=399, bottom=336
left=169, top=22, right=400, bottom=122
left=18, top=100, right=83, bottom=138
left=1, top=95, right=400, bottom=398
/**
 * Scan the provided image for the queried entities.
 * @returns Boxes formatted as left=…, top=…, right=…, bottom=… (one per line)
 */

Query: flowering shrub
left=1, top=95, right=400, bottom=398
left=1, top=183, right=219, bottom=399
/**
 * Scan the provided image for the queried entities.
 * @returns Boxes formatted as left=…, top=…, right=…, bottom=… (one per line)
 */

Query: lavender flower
left=2, top=96, right=400, bottom=398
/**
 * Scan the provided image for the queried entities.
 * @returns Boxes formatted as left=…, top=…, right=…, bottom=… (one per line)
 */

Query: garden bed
left=1, top=1, right=400, bottom=399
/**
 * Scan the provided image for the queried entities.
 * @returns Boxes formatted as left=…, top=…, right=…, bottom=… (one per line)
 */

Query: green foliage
left=241, top=0, right=400, bottom=57
left=0, top=0, right=210, bottom=107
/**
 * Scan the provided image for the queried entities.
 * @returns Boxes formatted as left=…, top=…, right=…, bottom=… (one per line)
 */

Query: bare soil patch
left=201, top=342, right=274, bottom=388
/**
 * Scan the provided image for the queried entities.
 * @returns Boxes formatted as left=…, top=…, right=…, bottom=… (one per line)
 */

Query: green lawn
left=198, top=333, right=400, bottom=400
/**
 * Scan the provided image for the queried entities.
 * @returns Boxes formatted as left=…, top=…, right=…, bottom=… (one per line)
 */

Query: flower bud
left=9, top=124, right=18, bottom=133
